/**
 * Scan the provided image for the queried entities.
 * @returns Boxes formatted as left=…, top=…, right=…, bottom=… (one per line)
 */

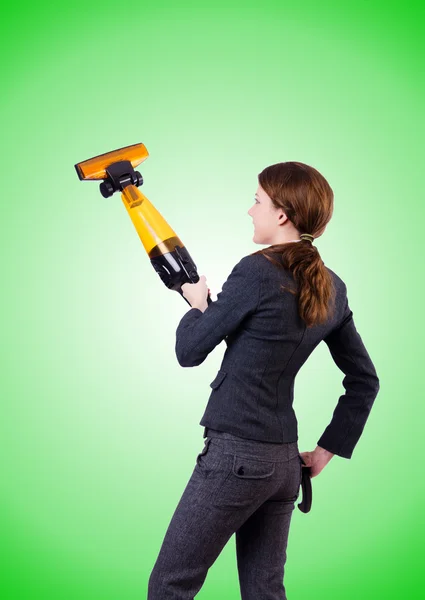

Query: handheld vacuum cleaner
left=74, top=142, right=212, bottom=308
left=74, top=141, right=312, bottom=513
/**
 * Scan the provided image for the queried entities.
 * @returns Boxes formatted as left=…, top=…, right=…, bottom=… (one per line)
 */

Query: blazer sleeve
left=317, top=286, right=380, bottom=459
left=175, top=255, right=261, bottom=367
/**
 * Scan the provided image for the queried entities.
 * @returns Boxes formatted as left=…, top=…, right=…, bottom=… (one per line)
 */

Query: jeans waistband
left=203, top=427, right=300, bottom=461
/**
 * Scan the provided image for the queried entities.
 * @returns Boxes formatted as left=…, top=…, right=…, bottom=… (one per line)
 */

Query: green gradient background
left=1, top=1, right=423, bottom=598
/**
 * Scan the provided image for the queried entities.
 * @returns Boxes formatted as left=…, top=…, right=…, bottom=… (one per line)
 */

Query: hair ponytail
left=250, top=162, right=336, bottom=328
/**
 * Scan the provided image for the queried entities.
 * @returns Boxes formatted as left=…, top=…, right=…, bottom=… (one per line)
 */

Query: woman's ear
left=277, top=211, right=289, bottom=225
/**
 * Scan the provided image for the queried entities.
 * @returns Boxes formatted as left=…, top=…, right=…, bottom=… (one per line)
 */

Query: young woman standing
left=147, top=161, right=380, bottom=600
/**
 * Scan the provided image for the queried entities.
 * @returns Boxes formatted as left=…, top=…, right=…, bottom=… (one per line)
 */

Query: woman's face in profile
left=248, top=185, right=282, bottom=243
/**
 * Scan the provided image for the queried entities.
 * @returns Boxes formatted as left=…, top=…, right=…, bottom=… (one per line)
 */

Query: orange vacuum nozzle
left=74, top=142, right=149, bottom=181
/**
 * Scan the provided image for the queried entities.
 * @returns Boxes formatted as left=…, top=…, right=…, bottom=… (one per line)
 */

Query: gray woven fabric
left=175, top=252, right=380, bottom=459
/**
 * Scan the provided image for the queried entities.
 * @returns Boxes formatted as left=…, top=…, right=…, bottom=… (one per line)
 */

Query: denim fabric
left=147, top=427, right=303, bottom=599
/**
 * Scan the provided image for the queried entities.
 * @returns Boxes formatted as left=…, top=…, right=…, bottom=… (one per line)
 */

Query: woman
left=147, top=161, right=380, bottom=600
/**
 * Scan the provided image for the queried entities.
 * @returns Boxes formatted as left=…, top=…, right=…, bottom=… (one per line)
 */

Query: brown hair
left=250, top=161, right=336, bottom=328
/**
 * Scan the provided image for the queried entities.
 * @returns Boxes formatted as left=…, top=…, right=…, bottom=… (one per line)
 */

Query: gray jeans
left=147, top=427, right=303, bottom=600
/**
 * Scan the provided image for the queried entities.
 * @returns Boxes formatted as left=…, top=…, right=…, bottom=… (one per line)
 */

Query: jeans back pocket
left=212, top=453, right=276, bottom=511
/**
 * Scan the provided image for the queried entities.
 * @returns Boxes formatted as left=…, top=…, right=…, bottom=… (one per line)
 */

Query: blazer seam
left=228, top=256, right=263, bottom=377
left=274, top=323, right=307, bottom=440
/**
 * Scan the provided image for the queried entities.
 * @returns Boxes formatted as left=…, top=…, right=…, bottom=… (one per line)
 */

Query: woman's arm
left=316, top=286, right=380, bottom=459
left=175, top=255, right=261, bottom=367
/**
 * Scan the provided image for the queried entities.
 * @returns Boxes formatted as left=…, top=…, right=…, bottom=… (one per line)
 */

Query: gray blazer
left=175, top=251, right=380, bottom=459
